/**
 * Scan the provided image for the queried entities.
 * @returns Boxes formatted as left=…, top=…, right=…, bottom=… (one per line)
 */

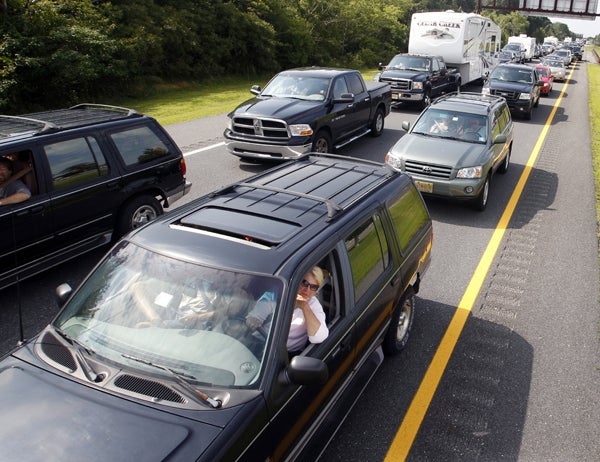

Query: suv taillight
left=180, top=157, right=187, bottom=175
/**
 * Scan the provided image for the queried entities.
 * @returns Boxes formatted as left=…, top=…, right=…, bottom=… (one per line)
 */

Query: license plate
left=415, top=180, right=433, bottom=193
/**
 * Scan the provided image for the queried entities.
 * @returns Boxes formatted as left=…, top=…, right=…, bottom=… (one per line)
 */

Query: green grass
left=108, top=70, right=381, bottom=126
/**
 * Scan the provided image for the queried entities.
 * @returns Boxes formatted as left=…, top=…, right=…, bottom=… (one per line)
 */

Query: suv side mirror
left=55, top=283, right=73, bottom=307
left=402, top=121, right=411, bottom=131
left=492, top=133, right=507, bottom=145
left=281, top=356, right=329, bottom=386
left=250, top=85, right=261, bottom=96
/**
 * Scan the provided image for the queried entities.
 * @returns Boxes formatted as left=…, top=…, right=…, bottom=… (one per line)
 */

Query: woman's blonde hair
left=309, top=266, right=324, bottom=288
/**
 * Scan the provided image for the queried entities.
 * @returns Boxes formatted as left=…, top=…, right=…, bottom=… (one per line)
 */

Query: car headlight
left=413, top=82, right=423, bottom=90
left=289, top=124, right=313, bottom=137
left=481, top=87, right=490, bottom=96
left=226, top=118, right=233, bottom=131
left=385, top=152, right=402, bottom=170
left=518, top=93, right=531, bottom=100
left=457, top=166, right=483, bottom=178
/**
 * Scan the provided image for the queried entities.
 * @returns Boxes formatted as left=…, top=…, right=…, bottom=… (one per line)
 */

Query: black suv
left=0, top=154, right=432, bottom=461
left=482, top=63, right=542, bottom=120
left=0, top=104, right=191, bottom=290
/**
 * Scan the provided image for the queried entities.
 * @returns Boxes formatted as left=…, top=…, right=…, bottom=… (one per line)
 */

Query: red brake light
left=180, top=157, right=187, bottom=176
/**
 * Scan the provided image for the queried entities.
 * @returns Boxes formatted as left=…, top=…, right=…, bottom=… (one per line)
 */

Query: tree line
left=0, top=0, right=584, bottom=114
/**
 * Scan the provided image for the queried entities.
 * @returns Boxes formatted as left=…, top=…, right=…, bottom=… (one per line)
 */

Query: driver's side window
left=333, top=77, right=349, bottom=99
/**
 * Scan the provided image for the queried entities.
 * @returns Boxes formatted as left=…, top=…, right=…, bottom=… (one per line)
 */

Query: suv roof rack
left=0, top=104, right=141, bottom=143
left=177, top=154, right=397, bottom=246
left=432, top=92, right=504, bottom=115
left=215, top=153, right=394, bottom=220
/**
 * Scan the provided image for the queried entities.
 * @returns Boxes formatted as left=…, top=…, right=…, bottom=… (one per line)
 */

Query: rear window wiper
left=121, top=353, right=222, bottom=408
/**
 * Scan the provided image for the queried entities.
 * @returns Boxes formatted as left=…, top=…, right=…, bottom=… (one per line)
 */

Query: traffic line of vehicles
left=0, top=9, right=583, bottom=461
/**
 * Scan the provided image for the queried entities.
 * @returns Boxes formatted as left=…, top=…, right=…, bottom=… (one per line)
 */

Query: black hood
left=0, top=355, right=224, bottom=462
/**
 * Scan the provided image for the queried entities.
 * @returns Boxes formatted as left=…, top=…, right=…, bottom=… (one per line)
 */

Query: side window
left=431, top=59, right=440, bottom=72
left=345, top=214, right=390, bottom=302
left=346, top=73, right=365, bottom=95
left=491, top=109, right=502, bottom=140
left=45, top=137, right=109, bottom=191
left=332, top=77, right=349, bottom=99
left=110, top=125, right=171, bottom=167
left=388, top=185, right=430, bottom=254
left=315, top=251, right=343, bottom=327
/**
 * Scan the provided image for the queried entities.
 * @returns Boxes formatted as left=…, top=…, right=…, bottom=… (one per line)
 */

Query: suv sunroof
left=179, top=207, right=301, bottom=246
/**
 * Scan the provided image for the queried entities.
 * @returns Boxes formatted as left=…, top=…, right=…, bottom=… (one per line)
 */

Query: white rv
left=508, top=34, right=536, bottom=61
left=408, top=10, right=501, bottom=85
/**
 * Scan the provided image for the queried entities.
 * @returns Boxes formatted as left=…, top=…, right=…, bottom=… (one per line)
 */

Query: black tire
left=382, top=289, right=415, bottom=356
left=523, top=108, right=532, bottom=120
left=498, top=145, right=511, bottom=174
left=369, top=108, right=385, bottom=137
left=311, top=130, right=333, bottom=153
left=472, top=176, right=490, bottom=211
left=116, top=195, right=162, bottom=238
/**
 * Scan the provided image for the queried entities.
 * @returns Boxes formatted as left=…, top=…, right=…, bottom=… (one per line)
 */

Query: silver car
left=543, top=58, right=567, bottom=81
left=385, top=92, right=514, bottom=211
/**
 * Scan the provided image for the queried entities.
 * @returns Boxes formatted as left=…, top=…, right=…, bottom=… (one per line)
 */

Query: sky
left=549, top=16, right=600, bottom=37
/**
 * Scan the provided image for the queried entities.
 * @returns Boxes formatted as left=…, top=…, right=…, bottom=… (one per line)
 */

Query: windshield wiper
left=52, top=326, right=100, bottom=382
left=121, top=353, right=222, bottom=408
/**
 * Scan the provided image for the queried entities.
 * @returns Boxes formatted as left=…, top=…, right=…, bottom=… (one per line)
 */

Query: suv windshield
left=53, top=242, right=283, bottom=388
left=412, top=108, right=487, bottom=143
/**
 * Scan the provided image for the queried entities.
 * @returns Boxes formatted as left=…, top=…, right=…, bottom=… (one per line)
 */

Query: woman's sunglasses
left=300, top=279, right=319, bottom=291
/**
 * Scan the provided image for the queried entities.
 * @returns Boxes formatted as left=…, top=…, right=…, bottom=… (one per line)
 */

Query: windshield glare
left=413, top=109, right=487, bottom=143
left=54, top=242, right=283, bottom=388
left=261, top=75, right=330, bottom=101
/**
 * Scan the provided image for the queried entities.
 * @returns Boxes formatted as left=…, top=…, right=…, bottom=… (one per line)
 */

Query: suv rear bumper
left=166, top=180, right=192, bottom=206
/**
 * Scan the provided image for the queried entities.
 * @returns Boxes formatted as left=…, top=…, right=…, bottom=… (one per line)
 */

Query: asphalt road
left=1, top=59, right=598, bottom=461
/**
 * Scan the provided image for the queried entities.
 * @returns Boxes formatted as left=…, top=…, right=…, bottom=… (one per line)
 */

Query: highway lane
left=0, top=60, right=597, bottom=461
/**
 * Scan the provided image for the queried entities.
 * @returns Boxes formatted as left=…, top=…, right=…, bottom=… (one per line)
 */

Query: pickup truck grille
left=405, top=160, right=452, bottom=179
left=379, top=77, right=411, bottom=92
left=488, top=89, right=519, bottom=102
left=231, top=117, right=289, bottom=140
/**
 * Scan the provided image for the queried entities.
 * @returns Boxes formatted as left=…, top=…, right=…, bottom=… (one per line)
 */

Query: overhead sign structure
left=479, top=0, right=599, bottom=20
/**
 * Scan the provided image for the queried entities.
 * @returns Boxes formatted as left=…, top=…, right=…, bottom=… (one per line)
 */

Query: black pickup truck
left=224, top=67, right=391, bottom=161
left=376, top=54, right=461, bottom=108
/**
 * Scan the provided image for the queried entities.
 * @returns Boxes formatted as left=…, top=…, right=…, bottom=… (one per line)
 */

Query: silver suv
left=385, top=92, right=514, bottom=211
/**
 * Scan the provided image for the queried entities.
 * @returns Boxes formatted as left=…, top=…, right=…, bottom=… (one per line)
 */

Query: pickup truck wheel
left=472, top=176, right=490, bottom=211
left=382, top=289, right=415, bottom=356
left=312, top=131, right=333, bottom=153
left=116, top=195, right=163, bottom=238
left=369, top=108, right=385, bottom=137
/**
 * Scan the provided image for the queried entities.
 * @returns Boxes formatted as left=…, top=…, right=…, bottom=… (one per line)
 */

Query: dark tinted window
left=346, top=73, right=365, bottom=95
left=388, top=186, right=430, bottom=254
left=110, top=125, right=170, bottom=166
left=45, top=137, right=108, bottom=191
left=345, top=214, right=390, bottom=301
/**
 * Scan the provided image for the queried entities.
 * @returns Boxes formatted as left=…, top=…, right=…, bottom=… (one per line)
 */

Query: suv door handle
left=15, top=205, right=46, bottom=216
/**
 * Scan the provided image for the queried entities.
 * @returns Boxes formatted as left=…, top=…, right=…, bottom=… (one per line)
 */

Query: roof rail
left=69, top=103, right=140, bottom=117
left=0, top=104, right=141, bottom=142
left=0, top=115, right=58, bottom=140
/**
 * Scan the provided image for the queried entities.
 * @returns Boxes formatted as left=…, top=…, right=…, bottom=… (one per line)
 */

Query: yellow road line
left=385, top=64, right=576, bottom=461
